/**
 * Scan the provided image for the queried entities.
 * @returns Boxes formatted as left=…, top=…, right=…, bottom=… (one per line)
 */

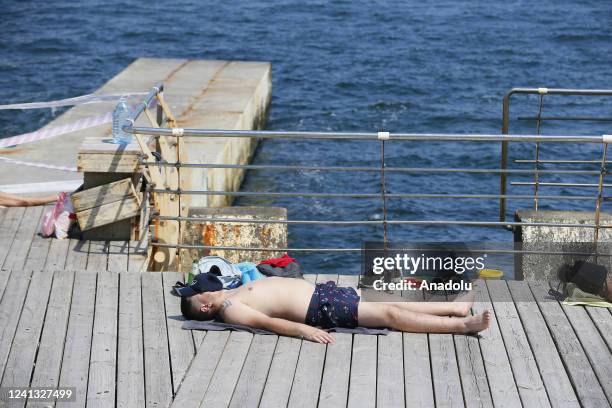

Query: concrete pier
left=0, top=58, right=271, bottom=202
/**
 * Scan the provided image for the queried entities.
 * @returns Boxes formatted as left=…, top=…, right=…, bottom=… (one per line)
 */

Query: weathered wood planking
left=561, top=302, right=612, bottom=402
left=347, top=335, right=378, bottom=408
left=76, top=196, right=140, bottom=231
left=71, top=177, right=137, bottom=211
left=87, top=240, right=108, bottom=271
left=487, top=280, right=550, bottom=408
left=259, top=336, right=303, bottom=407
left=116, top=272, right=145, bottom=407
left=87, top=270, right=119, bottom=408
left=170, top=331, right=229, bottom=407
left=0, top=269, right=54, bottom=408
left=287, top=274, right=337, bottom=408
left=586, top=306, right=612, bottom=351
left=229, top=335, right=278, bottom=408
left=0, top=207, right=26, bottom=269
left=57, top=271, right=97, bottom=408
left=28, top=270, right=76, bottom=408
left=529, top=282, right=609, bottom=407
left=0, top=269, right=33, bottom=382
left=64, top=239, right=89, bottom=270
left=377, top=331, right=405, bottom=408
left=472, top=280, right=521, bottom=408
left=161, top=271, right=197, bottom=394
left=201, top=331, right=253, bottom=408
left=2, top=206, right=43, bottom=271
left=128, top=240, right=148, bottom=272
left=507, top=281, right=580, bottom=408
left=43, top=237, right=70, bottom=271
left=141, top=272, right=173, bottom=408
left=107, top=240, right=129, bottom=272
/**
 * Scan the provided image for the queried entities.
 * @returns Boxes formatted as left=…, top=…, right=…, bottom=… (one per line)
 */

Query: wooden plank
left=303, top=274, right=317, bottom=284
left=287, top=274, right=338, bottom=408
left=453, top=333, right=493, bottom=408
left=337, top=273, right=359, bottom=288
left=128, top=240, right=148, bottom=272
left=71, top=177, right=137, bottom=211
left=259, top=336, right=303, bottom=407
left=201, top=331, right=253, bottom=408
left=429, top=333, right=464, bottom=408
left=561, top=302, right=612, bottom=402
left=0, top=268, right=9, bottom=303
left=529, top=282, right=609, bottom=407
left=86, top=270, right=119, bottom=408
left=22, top=218, right=52, bottom=270
left=27, top=270, right=75, bottom=408
left=472, top=280, right=521, bottom=408
left=76, top=195, right=140, bottom=231
left=43, top=237, right=70, bottom=271
left=0, top=207, right=26, bottom=269
left=0, top=269, right=54, bottom=405
left=64, top=239, right=89, bottom=270
left=229, top=335, right=278, bottom=408
left=318, top=333, right=353, bottom=408
left=487, top=280, right=550, bottom=408
left=507, top=281, right=580, bottom=408
left=347, top=334, right=377, bottom=408
left=586, top=306, right=612, bottom=351
left=2, top=206, right=43, bottom=271
left=141, top=272, right=173, bottom=408
left=87, top=240, right=108, bottom=271
left=161, top=271, right=197, bottom=393
left=76, top=152, right=141, bottom=173
left=170, top=331, right=229, bottom=407
left=288, top=340, right=327, bottom=408
left=107, top=240, right=129, bottom=272
left=377, top=331, right=405, bottom=408
left=57, top=271, right=97, bottom=408
left=0, top=269, right=33, bottom=380
left=116, top=272, right=145, bottom=408
left=403, top=332, right=435, bottom=408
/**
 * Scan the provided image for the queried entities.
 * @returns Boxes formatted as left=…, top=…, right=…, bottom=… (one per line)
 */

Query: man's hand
left=300, top=326, right=334, bottom=344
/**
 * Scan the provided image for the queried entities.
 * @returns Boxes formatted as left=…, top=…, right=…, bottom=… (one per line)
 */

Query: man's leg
left=357, top=302, right=490, bottom=334
left=360, top=289, right=474, bottom=317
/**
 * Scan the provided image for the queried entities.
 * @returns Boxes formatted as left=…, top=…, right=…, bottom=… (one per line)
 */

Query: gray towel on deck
left=182, top=319, right=388, bottom=335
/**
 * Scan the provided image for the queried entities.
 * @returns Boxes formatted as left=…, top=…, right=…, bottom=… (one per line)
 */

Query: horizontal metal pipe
left=152, top=215, right=611, bottom=229
left=518, top=116, right=612, bottom=122
left=511, top=181, right=612, bottom=188
left=142, top=161, right=602, bottom=175
left=127, top=126, right=605, bottom=143
left=507, top=87, right=612, bottom=96
left=514, top=159, right=602, bottom=164
left=151, top=242, right=612, bottom=255
left=151, top=189, right=597, bottom=201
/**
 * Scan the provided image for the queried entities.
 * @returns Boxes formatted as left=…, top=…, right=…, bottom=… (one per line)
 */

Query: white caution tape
left=0, top=156, right=78, bottom=172
left=171, top=127, right=184, bottom=136
left=378, top=131, right=390, bottom=140
left=0, top=91, right=147, bottom=110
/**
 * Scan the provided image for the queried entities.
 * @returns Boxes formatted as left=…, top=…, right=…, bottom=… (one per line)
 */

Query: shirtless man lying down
left=175, top=273, right=490, bottom=344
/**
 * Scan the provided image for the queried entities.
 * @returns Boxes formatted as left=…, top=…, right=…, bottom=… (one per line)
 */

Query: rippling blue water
left=2, top=1, right=611, bottom=274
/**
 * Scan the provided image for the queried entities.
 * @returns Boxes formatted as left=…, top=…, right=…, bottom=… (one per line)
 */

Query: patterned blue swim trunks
left=305, top=281, right=360, bottom=329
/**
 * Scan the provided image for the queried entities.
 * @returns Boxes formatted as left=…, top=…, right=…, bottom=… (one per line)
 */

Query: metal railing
left=124, top=84, right=611, bottom=263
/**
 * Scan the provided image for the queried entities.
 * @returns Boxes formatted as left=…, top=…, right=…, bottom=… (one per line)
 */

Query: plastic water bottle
left=111, top=95, right=132, bottom=144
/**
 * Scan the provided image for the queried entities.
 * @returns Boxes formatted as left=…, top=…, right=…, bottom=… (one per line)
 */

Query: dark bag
left=558, top=260, right=607, bottom=295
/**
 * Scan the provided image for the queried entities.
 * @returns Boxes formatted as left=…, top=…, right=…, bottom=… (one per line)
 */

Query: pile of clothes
left=190, top=253, right=302, bottom=289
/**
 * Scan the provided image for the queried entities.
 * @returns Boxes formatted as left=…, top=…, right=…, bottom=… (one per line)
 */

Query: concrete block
left=514, top=210, right=612, bottom=280
left=180, top=206, right=287, bottom=271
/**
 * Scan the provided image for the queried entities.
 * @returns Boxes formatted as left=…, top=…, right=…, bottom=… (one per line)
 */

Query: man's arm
left=219, top=299, right=334, bottom=344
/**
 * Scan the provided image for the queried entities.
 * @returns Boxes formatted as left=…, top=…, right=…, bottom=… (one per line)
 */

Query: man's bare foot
left=452, top=291, right=475, bottom=317
left=463, top=310, right=491, bottom=333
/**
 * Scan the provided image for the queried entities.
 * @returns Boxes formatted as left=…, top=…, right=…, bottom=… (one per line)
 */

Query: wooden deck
left=0, top=205, right=611, bottom=407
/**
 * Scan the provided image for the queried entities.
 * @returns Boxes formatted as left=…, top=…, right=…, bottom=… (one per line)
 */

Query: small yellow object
left=478, top=269, right=504, bottom=279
